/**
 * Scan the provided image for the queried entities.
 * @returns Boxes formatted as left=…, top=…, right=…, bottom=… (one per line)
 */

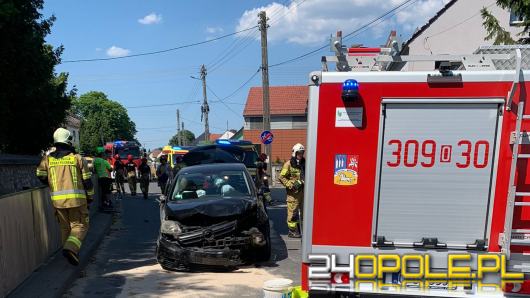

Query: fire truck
left=104, top=140, right=143, bottom=167
left=301, top=36, right=530, bottom=297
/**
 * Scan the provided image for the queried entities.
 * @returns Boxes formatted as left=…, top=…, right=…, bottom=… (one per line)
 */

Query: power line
left=126, top=100, right=200, bottom=109
left=61, top=26, right=258, bottom=64
left=210, top=68, right=261, bottom=103
left=207, top=85, right=242, bottom=118
left=269, top=0, right=417, bottom=68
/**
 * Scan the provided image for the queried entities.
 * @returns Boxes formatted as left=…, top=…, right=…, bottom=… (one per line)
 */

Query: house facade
left=243, top=86, right=308, bottom=162
left=401, top=0, right=525, bottom=71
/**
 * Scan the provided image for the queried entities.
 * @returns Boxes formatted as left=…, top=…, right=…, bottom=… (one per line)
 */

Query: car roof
left=178, top=162, right=247, bottom=174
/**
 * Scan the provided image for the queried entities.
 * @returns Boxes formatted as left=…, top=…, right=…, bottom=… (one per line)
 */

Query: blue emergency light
left=342, top=79, right=360, bottom=102
left=215, top=139, right=252, bottom=146
left=217, top=140, right=231, bottom=145
left=172, top=146, right=182, bottom=150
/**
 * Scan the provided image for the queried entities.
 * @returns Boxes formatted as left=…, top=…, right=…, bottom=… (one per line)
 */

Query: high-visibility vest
left=36, top=153, right=92, bottom=208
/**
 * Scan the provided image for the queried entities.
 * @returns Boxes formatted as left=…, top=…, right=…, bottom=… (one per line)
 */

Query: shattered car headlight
left=161, top=219, right=182, bottom=238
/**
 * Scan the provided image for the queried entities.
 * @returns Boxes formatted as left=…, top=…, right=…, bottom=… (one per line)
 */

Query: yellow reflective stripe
left=51, top=193, right=87, bottom=201
left=287, top=221, right=298, bottom=229
left=49, top=167, right=57, bottom=191
left=82, top=172, right=91, bottom=180
left=48, top=156, right=76, bottom=167
left=66, top=236, right=82, bottom=249
left=36, top=169, right=48, bottom=175
left=71, top=166, right=78, bottom=185
left=86, top=189, right=94, bottom=196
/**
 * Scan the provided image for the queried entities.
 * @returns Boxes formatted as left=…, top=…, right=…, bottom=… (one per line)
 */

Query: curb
left=8, top=211, right=113, bottom=298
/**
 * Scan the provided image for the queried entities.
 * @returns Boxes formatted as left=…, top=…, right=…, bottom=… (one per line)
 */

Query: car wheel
left=256, top=221, right=271, bottom=262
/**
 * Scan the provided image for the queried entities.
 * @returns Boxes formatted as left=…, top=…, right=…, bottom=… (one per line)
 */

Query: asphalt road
left=63, top=183, right=301, bottom=298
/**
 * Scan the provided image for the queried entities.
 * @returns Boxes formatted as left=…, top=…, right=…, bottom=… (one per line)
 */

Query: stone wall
left=0, top=155, right=42, bottom=196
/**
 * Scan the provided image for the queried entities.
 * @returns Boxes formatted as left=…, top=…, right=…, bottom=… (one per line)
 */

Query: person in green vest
left=93, top=148, right=113, bottom=211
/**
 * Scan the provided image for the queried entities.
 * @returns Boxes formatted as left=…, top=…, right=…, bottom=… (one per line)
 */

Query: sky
left=42, top=0, right=450, bottom=150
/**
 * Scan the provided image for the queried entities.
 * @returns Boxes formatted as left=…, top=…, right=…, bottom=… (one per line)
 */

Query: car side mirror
left=157, top=195, right=167, bottom=204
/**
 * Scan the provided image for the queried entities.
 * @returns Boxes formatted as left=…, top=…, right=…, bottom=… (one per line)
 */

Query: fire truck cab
left=302, top=39, right=530, bottom=297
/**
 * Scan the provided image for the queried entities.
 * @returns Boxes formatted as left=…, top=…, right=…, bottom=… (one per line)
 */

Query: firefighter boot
left=288, top=228, right=301, bottom=238
left=62, top=249, right=80, bottom=266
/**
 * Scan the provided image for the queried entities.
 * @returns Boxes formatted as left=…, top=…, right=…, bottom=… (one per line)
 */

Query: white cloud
left=106, top=46, right=130, bottom=57
left=236, top=0, right=451, bottom=45
left=206, top=26, right=224, bottom=34
left=138, top=13, right=162, bottom=25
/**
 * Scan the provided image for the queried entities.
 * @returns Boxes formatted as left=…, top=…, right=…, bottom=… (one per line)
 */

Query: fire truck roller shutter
left=375, top=100, right=501, bottom=249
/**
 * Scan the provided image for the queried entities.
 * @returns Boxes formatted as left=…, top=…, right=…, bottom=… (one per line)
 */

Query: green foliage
left=73, top=91, right=137, bottom=154
left=0, top=0, right=74, bottom=154
left=481, top=8, right=516, bottom=45
left=169, top=130, right=196, bottom=146
left=482, top=1, right=530, bottom=44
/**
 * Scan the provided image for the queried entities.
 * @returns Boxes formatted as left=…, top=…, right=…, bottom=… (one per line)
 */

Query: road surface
left=63, top=183, right=301, bottom=298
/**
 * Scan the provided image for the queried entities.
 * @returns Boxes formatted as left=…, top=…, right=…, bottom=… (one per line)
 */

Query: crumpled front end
left=157, top=220, right=266, bottom=268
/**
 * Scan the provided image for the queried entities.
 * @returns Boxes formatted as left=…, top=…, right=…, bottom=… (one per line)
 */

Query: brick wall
left=244, top=129, right=307, bottom=163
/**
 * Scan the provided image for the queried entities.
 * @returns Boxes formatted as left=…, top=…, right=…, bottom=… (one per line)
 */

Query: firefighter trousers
left=128, top=175, right=137, bottom=195
left=56, top=204, right=89, bottom=254
left=140, top=177, right=149, bottom=199
left=286, top=191, right=304, bottom=232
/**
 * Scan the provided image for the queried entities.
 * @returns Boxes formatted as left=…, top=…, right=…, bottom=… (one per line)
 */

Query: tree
left=73, top=91, right=137, bottom=154
left=482, top=1, right=530, bottom=44
left=169, top=130, right=196, bottom=146
left=0, top=0, right=74, bottom=154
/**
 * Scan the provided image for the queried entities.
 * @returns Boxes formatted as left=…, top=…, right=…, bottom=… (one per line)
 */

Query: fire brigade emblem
left=334, top=154, right=358, bottom=186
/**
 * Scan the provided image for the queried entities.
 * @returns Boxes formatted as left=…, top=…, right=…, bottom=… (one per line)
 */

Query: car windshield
left=117, top=147, right=140, bottom=159
left=171, top=169, right=251, bottom=201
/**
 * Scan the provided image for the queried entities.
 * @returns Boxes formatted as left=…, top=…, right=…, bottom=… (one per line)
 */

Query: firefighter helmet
left=53, top=128, right=73, bottom=145
left=292, top=143, right=305, bottom=157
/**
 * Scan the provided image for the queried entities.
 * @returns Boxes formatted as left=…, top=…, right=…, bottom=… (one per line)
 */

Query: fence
left=0, top=177, right=100, bottom=298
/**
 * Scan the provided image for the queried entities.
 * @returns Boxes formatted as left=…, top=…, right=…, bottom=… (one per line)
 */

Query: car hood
left=165, top=196, right=256, bottom=224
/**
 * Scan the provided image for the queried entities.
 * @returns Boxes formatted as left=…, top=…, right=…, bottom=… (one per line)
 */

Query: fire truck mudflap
left=301, top=47, right=530, bottom=297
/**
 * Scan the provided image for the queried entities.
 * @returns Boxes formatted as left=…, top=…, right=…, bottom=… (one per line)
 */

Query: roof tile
left=243, top=86, right=308, bottom=116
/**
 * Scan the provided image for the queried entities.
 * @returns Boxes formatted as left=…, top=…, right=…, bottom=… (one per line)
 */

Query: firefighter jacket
left=279, top=157, right=306, bottom=195
left=36, top=145, right=93, bottom=209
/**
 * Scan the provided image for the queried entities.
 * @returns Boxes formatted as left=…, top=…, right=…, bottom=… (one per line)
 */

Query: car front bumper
left=157, top=237, right=244, bottom=268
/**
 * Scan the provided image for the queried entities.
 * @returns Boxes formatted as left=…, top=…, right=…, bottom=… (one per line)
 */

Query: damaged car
left=156, top=163, right=271, bottom=270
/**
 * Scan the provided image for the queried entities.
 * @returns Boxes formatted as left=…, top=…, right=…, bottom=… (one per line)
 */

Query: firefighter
left=156, top=155, right=172, bottom=195
left=125, top=154, right=137, bottom=196
left=113, top=154, right=126, bottom=195
left=257, top=153, right=272, bottom=205
left=279, top=143, right=305, bottom=238
left=139, top=157, right=151, bottom=200
left=36, top=128, right=93, bottom=266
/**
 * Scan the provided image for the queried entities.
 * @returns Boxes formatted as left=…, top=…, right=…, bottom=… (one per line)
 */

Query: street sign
left=260, top=130, right=274, bottom=145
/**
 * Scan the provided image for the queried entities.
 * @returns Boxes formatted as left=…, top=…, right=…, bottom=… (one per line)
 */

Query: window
left=510, top=10, right=525, bottom=26
left=171, top=170, right=251, bottom=200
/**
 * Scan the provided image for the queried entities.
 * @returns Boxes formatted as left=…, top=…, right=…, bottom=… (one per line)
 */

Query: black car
left=156, top=163, right=271, bottom=270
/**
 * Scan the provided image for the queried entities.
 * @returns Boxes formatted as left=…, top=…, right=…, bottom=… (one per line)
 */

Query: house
left=400, top=0, right=525, bottom=71
left=65, top=113, right=81, bottom=148
left=243, top=86, right=308, bottom=162
left=191, top=130, right=237, bottom=146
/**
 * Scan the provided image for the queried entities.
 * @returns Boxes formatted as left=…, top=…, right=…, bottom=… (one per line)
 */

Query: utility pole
left=176, top=109, right=181, bottom=146
left=259, top=11, right=272, bottom=176
left=181, top=122, right=185, bottom=146
left=200, top=64, right=210, bottom=142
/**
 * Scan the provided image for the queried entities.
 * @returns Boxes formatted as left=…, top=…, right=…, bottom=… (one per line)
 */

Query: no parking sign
left=260, top=130, right=274, bottom=145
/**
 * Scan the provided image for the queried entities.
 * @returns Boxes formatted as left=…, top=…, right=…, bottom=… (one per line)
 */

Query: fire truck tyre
left=256, top=222, right=271, bottom=262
